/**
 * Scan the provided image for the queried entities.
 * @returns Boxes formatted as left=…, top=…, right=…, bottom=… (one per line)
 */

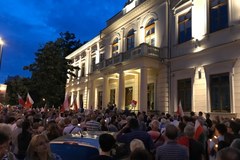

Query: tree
left=24, top=32, right=82, bottom=108
left=5, top=76, right=30, bottom=105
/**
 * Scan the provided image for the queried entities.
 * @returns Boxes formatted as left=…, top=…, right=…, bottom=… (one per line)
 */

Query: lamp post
left=0, top=37, right=4, bottom=69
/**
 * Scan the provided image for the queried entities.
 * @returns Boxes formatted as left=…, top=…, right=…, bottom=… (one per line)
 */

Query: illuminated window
left=178, top=10, right=192, bottom=43
left=112, top=37, right=119, bottom=56
left=210, top=73, right=230, bottom=112
left=126, top=29, right=135, bottom=50
left=209, top=0, right=228, bottom=33
left=147, top=83, right=154, bottom=111
left=145, top=18, right=155, bottom=46
left=110, top=89, right=115, bottom=104
left=177, top=78, right=192, bottom=112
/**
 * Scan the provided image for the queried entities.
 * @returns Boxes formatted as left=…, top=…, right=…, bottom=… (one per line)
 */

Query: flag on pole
left=130, top=100, right=137, bottom=108
left=72, top=96, right=78, bottom=112
left=18, top=94, right=25, bottom=107
left=194, top=119, right=204, bottom=140
left=63, top=93, right=70, bottom=111
left=25, top=93, right=34, bottom=109
left=176, top=100, right=184, bottom=117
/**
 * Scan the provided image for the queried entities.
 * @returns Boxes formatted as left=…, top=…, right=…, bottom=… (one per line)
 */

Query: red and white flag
left=194, top=119, right=204, bottom=140
left=72, top=96, right=78, bottom=112
left=18, top=94, right=25, bottom=106
left=131, top=100, right=137, bottom=108
left=63, top=93, right=70, bottom=111
left=177, top=100, right=184, bottom=117
left=25, top=93, right=34, bottom=109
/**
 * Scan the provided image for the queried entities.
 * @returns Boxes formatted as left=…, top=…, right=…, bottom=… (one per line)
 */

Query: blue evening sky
left=0, top=0, right=126, bottom=83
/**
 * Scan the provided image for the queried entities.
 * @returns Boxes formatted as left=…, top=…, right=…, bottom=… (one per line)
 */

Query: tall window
left=178, top=78, right=192, bottom=112
left=178, top=10, right=192, bottom=43
left=112, top=38, right=119, bottom=56
left=209, top=0, right=228, bottom=33
left=126, top=29, right=135, bottom=50
left=81, top=63, right=85, bottom=77
left=98, top=91, right=103, bottom=109
left=145, top=18, right=155, bottom=46
left=147, top=83, right=154, bottom=110
left=210, top=73, right=230, bottom=112
left=110, top=89, right=116, bottom=104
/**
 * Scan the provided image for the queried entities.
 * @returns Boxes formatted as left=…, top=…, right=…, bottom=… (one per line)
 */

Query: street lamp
left=0, top=37, right=4, bottom=69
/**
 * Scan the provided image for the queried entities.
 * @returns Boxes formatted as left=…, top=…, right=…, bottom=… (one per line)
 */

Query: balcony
left=92, top=43, right=167, bottom=72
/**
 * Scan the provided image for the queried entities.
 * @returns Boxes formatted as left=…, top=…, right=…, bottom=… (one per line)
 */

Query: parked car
left=50, top=131, right=105, bottom=160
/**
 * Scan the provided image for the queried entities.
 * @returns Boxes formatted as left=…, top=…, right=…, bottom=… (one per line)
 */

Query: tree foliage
left=23, top=32, right=82, bottom=108
left=5, top=76, right=30, bottom=105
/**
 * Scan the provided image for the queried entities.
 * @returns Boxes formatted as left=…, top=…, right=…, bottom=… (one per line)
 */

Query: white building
left=66, top=0, right=240, bottom=117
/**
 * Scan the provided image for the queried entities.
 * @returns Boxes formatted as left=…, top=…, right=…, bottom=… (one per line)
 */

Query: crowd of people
left=0, top=104, right=240, bottom=160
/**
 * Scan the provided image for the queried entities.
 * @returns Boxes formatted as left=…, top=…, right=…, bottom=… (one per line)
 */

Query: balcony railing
left=92, top=43, right=167, bottom=72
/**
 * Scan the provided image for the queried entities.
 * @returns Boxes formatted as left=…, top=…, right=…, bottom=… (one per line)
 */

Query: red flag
left=72, top=96, right=78, bottom=112
left=131, top=100, right=137, bottom=108
left=177, top=100, right=184, bottom=117
left=18, top=94, right=25, bottom=106
left=25, top=93, right=34, bottom=109
left=60, top=105, right=65, bottom=113
left=63, top=93, right=70, bottom=111
left=194, top=119, right=204, bottom=140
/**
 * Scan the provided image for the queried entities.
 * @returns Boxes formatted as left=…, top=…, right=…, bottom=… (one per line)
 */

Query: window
left=126, top=29, right=135, bottom=50
left=178, top=10, right=192, bottom=43
left=81, top=63, right=85, bottom=77
left=147, top=83, right=154, bottom=110
left=210, top=73, right=230, bottom=112
left=177, top=78, right=192, bottom=112
left=100, top=53, right=104, bottom=62
left=112, top=38, right=119, bottom=56
left=125, top=87, right=133, bottom=106
left=209, top=0, right=228, bottom=33
left=97, top=91, right=103, bottom=109
left=110, top=89, right=116, bottom=104
left=145, top=18, right=155, bottom=46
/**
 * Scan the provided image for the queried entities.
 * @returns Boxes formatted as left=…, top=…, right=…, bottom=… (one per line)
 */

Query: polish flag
left=131, top=100, right=137, bottom=108
left=18, top=94, right=25, bottom=106
left=177, top=100, right=184, bottom=117
left=72, top=96, right=78, bottom=112
left=194, top=119, right=204, bottom=140
left=63, top=93, right=70, bottom=111
left=25, top=93, right=34, bottom=109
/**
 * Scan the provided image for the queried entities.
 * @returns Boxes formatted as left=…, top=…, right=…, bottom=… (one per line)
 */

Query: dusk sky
left=0, top=0, right=126, bottom=83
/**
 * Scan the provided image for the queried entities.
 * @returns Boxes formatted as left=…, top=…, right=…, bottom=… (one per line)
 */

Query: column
left=102, top=75, right=109, bottom=109
left=118, top=71, right=125, bottom=110
left=139, top=67, right=148, bottom=112
left=88, top=79, right=95, bottom=109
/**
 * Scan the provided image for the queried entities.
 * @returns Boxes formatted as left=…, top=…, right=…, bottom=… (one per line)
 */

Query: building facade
left=66, top=0, right=240, bottom=116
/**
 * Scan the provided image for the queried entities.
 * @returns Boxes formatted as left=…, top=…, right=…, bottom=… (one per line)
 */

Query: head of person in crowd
left=129, top=148, right=152, bottom=160
left=216, top=147, right=240, bottom=160
left=0, top=123, right=12, bottom=138
left=178, top=121, right=186, bottom=135
left=150, top=120, right=160, bottom=131
left=0, top=131, right=11, bottom=159
left=229, top=121, right=240, bottom=135
left=215, top=123, right=227, bottom=137
left=231, top=138, right=240, bottom=150
left=128, top=118, right=139, bottom=131
left=98, top=133, right=116, bottom=155
left=165, top=124, right=178, bottom=140
left=184, top=124, right=195, bottom=138
left=25, top=134, right=59, bottom=160
left=130, top=139, right=145, bottom=152
left=206, top=113, right=210, bottom=119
